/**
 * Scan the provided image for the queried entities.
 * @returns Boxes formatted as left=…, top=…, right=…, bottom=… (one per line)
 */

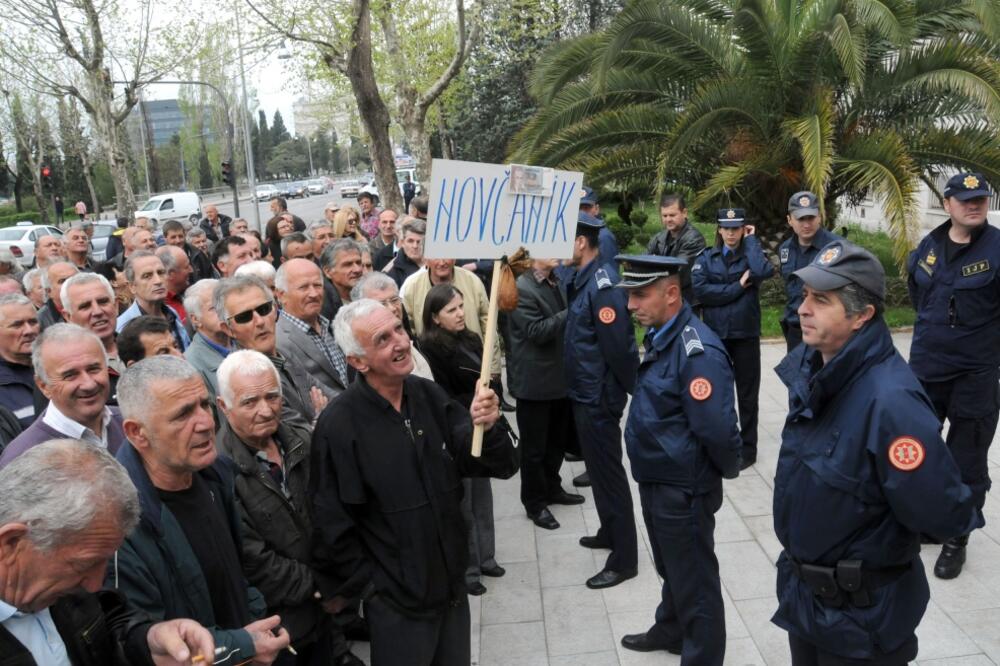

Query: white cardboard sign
left=424, top=159, right=583, bottom=259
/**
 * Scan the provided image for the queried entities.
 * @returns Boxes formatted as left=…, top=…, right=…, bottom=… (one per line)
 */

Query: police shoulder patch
left=598, top=306, right=616, bottom=324
left=689, top=376, right=712, bottom=401
left=888, top=436, right=925, bottom=471
left=595, top=268, right=613, bottom=290
left=682, top=326, right=704, bottom=356
left=780, top=247, right=790, bottom=264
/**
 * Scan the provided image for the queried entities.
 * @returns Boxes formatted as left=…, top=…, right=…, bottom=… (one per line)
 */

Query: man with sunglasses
left=214, top=276, right=334, bottom=430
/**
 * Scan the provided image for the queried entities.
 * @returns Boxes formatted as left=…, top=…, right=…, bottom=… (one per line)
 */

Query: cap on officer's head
left=793, top=240, right=885, bottom=300
left=576, top=211, right=605, bottom=238
left=716, top=208, right=746, bottom=228
left=943, top=172, right=993, bottom=201
left=579, top=186, right=598, bottom=206
left=788, top=191, right=820, bottom=219
left=614, top=254, right=687, bottom=288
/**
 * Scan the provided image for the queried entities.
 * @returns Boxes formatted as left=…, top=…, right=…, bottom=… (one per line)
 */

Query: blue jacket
left=624, top=305, right=741, bottom=491
left=0, top=360, right=36, bottom=429
left=108, top=443, right=266, bottom=660
left=772, top=319, right=982, bottom=659
left=598, top=227, right=619, bottom=266
left=563, top=259, right=638, bottom=405
left=907, top=219, right=1000, bottom=382
left=778, top=228, right=842, bottom=326
left=692, top=235, right=774, bottom=339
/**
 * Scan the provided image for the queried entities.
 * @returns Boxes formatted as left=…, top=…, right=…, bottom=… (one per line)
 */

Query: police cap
left=614, top=254, right=686, bottom=288
left=943, top=172, right=993, bottom=201
left=793, top=240, right=885, bottom=300
left=579, top=186, right=598, bottom=206
left=717, top=208, right=746, bottom=228
left=788, top=191, right=820, bottom=219
left=576, top=212, right=605, bottom=238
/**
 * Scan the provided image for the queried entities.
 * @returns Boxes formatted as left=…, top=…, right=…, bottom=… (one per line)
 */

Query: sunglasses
left=229, top=301, right=274, bottom=324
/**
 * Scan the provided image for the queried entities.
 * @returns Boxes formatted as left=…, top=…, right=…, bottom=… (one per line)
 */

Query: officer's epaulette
left=682, top=326, right=704, bottom=356
left=595, top=268, right=613, bottom=290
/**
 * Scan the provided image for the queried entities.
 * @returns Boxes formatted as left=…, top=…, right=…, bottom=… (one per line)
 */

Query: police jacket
left=772, top=318, right=982, bottom=659
left=563, top=259, right=638, bottom=406
left=692, top=235, right=774, bottom=339
left=907, top=219, right=1000, bottom=382
left=625, top=304, right=742, bottom=491
left=647, top=222, right=707, bottom=299
left=507, top=271, right=568, bottom=401
left=0, top=590, right=157, bottom=666
left=0, top=360, right=35, bottom=429
left=777, top=227, right=842, bottom=326
left=309, top=375, right=517, bottom=617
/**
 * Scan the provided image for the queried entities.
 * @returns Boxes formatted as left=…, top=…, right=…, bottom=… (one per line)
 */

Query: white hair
left=60, top=272, right=114, bottom=315
left=0, top=438, right=140, bottom=552
left=351, top=271, right=398, bottom=301
left=235, top=260, right=276, bottom=284
left=31, top=323, right=105, bottom=383
left=216, top=349, right=281, bottom=408
left=183, top=278, right=218, bottom=321
left=333, top=298, right=387, bottom=357
left=0, top=293, right=34, bottom=326
left=22, top=268, right=42, bottom=293
left=117, top=355, right=202, bottom=424
left=213, top=275, right=271, bottom=323
left=40, top=261, right=77, bottom=291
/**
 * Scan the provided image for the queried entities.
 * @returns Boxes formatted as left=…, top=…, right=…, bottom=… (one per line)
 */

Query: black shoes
left=739, top=457, right=756, bottom=471
left=336, top=652, right=367, bottom=666
left=586, top=568, right=637, bottom=589
left=548, top=490, right=585, bottom=506
left=500, top=398, right=516, bottom=412
left=572, top=471, right=591, bottom=487
left=740, top=447, right=757, bottom=471
left=578, top=535, right=611, bottom=549
left=934, top=536, right=969, bottom=579
left=528, top=508, right=560, bottom=530
left=467, top=582, right=487, bottom=596
left=621, top=631, right=682, bottom=654
left=481, top=564, right=506, bottom=578
left=564, top=452, right=584, bottom=462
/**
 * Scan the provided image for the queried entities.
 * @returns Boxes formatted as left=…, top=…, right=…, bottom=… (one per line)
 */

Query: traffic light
left=40, top=165, right=52, bottom=189
left=221, top=160, right=235, bottom=188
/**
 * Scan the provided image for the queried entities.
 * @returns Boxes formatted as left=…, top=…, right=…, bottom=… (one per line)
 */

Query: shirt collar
left=199, top=333, right=231, bottom=357
left=42, top=401, right=111, bottom=445
left=0, top=598, right=18, bottom=621
left=647, top=312, right=680, bottom=345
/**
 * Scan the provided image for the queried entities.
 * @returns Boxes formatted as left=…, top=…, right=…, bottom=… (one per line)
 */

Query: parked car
left=253, top=184, right=280, bottom=202
left=339, top=180, right=361, bottom=198
left=307, top=179, right=326, bottom=195
left=135, top=191, right=202, bottom=226
left=287, top=182, right=310, bottom=199
left=89, top=222, right=118, bottom=263
left=0, top=222, right=64, bottom=268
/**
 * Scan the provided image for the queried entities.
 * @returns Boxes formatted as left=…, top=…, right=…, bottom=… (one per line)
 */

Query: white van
left=135, top=191, right=202, bottom=227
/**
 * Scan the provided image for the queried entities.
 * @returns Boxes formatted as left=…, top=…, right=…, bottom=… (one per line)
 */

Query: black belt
left=789, top=558, right=911, bottom=608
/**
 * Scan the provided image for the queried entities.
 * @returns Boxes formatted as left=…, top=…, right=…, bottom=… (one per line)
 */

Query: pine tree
left=255, top=110, right=271, bottom=170
left=313, top=131, right=330, bottom=172
left=270, top=111, right=290, bottom=146
left=198, top=138, right=213, bottom=189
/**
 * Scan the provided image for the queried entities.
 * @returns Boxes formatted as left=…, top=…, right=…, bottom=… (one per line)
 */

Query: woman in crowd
left=419, top=283, right=505, bottom=596
left=265, top=214, right=296, bottom=267
left=333, top=207, right=368, bottom=243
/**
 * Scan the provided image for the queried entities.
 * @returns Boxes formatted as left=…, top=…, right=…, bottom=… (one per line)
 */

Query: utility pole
left=235, top=0, right=261, bottom=233
left=306, top=137, right=314, bottom=176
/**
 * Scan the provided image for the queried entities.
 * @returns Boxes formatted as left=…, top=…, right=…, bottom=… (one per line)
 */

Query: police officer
left=773, top=240, right=982, bottom=665
left=907, top=172, right=1000, bottom=580
left=692, top=208, right=774, bottom=469
left=579, top=186, right=620, bottom=264
left=778, top=191, right=842, bottom=351
left=616, top=255, right=741, bottom=664
left=564, top=213, right=640, bottom=589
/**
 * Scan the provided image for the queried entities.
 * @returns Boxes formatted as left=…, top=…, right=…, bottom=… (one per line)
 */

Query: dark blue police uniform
left=564, top=221, right=639, bottom=577
left=622, top=253, right=741, bottom=664
left=692, top=209, right=774, bottom=465
left=778, top=226, right=840, bottom=348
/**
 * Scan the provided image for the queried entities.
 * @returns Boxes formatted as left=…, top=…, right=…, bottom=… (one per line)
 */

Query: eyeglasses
left=228, top=301, right=274, bottom=324
left=379, top=296, right=402, bottom=308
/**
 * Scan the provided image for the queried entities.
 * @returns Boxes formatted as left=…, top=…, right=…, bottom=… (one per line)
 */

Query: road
left=211, top=190, right=361, bottom=234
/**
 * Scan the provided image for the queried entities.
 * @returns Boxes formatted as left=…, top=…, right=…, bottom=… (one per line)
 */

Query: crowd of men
left=0, top=171, right=997, bottom=666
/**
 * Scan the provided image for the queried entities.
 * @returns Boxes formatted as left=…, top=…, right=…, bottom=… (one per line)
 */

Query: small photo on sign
left=509, top=164, right=551, bottom=197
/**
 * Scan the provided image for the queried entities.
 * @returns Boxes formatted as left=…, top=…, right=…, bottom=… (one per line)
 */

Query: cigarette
left=287, top=645, right=298, bottom=656
left=191, top=647, right=227, bottom=662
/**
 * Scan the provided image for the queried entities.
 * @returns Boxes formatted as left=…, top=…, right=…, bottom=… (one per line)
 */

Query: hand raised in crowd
left=244, top=615, right=290, bottom=665
left=745, top=224, right=756, bottom=235
left=309, top=386, right=329, bottom=416
left=470, top=383, right=501, bottom=430
left=147, top=619, right=215, bottom=666
left=739, top=270, right=751, bottom=288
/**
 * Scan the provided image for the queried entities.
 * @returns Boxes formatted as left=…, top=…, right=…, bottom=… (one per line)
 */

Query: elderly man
left=183, top=279, right=227, bottom=398
left=62, top=272, right=126, bottom=376
left=385, top=217, right=425, bottom=287
left=232, top=218, right=250, bottom=234
left=280, top=232, right=314, bottom=263
left=0, top=439, right=217, bottom=665
left=319, top=239, right=364, bottom=321
left=199, top=203, right=233, bottom=242
left=0, top=294, right=39, bottom=429
left=111, top=356, right=289, bottom=663
left=163, top=220, right=215, bottom=283
left=116, top=252, right=189, bottom=351
left=276, top=259, right=351, bottom=396
left=37, top=261, right=79, bottom=330
left=215, top=350, right=363, bottom=666
left=235, top=261, right=277, bottom=298
left=351, top=271, right=434, bottom=380
left=311, top=300, right=517, bottom=666
left=187, top=227, right=211, bottom=256
left=213, top=235, right=256, bottom=278
left=323, top=202, right=340, bottom=224
left=369, top=208, right=398, bottom=256
left=118, top=316, right=184, bottom=366
left=65, top=226, right=98, bottom=271
left=21, top=269, right=45, bottom=309
left=0, top=323, right=126, bottom=468
left=306, top=221, right=335, bottom=261
left=32, top=234, right=67, bottom=268
left=156, top=245, right=193, bottom=323
left=215, top=276, right=332, bottom=428
left=107, top=227, right=157, bottom=272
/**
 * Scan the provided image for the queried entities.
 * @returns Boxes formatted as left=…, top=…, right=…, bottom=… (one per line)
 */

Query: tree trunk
left=30, top=174, right=49, bottom=226
left=79, top=149, right=100, bottom=217
left=400, top=99, right=433, bottom=185
left=89, top=71, right=136, bottom=219
left=438, top=113, right=455, bottom=161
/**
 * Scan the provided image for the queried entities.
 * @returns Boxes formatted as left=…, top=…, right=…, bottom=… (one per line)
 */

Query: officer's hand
left=739, top=270, right=751, bottom=288
left=245, top=615, right=290, bottom=665
left=470, top=384, right=501, bottom=430
left=147, top=619, right=214, bottom=666
left=745, top=225, right=755, bottom=235
left=310, top=387, right=329, bottom=415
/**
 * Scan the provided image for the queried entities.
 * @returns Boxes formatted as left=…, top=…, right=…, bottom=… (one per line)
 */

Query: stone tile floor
left=352, top=333, right=1000, bottom=665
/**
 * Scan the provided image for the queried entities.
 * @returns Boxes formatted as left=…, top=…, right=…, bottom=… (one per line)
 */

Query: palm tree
left=509, top=0, right=1000, bottom=266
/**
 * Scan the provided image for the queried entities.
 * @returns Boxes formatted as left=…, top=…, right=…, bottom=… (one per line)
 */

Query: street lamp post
left=235, top=0, right=261, bottom=233
left=306, top=137, right=314, bottom=176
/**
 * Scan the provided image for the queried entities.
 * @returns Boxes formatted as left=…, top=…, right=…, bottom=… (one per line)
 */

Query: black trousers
left=516, top=396, right=574, bottom=514
left=781, top=320, right=803, bottom=353
left=788, top=632, right=917, bottom=666
left=723, top=337, right=761, bottom=457
left=272, top=616, right=346, bottom=666
left=366, top=596, right=470, bottom=666
left=640, top=482, right=725, bottom=666
left=572, top=399, right=638, bottom=572
left=920, top=366, right=999, bottom=512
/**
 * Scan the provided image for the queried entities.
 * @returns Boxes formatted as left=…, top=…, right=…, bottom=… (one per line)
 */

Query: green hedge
left=0, top=212, right=44, bottom=227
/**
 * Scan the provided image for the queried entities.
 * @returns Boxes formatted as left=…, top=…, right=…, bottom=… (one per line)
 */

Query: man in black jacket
left=199, top=204, right=232, bottom=243
left=0, top=439, right=215, bottom=665
left=311, top=299, right=517, bottom=666
left=646, top=193, right=707, bottom=304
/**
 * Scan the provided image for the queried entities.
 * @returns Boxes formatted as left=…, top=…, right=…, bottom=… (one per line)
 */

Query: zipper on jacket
left=403, top=418, right=415, bottom=443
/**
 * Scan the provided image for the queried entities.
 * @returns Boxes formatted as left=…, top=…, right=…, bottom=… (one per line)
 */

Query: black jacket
left=309, top=375, right=517, bottom=616
left=420, top=332, right=485, bottom=408
left=647, top=221, right=708, bottom=301
left=0, top=590, right=155, bottom=666
left=199, top=214, right=233, bottom=243
left=184, top=243, right=217, bottom=282
left=386, top=251, right=421, bottom=289
left=506, top=271, right=568, bottom=401
left=320, top=277, right=344, bottom=322
left=373, top=242, right=395, bottom=271
left=217, top=420, right=322, bottom=644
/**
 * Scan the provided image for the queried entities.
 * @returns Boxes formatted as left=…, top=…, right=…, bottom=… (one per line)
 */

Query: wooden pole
left=471, top=259, right=504, bottom=457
